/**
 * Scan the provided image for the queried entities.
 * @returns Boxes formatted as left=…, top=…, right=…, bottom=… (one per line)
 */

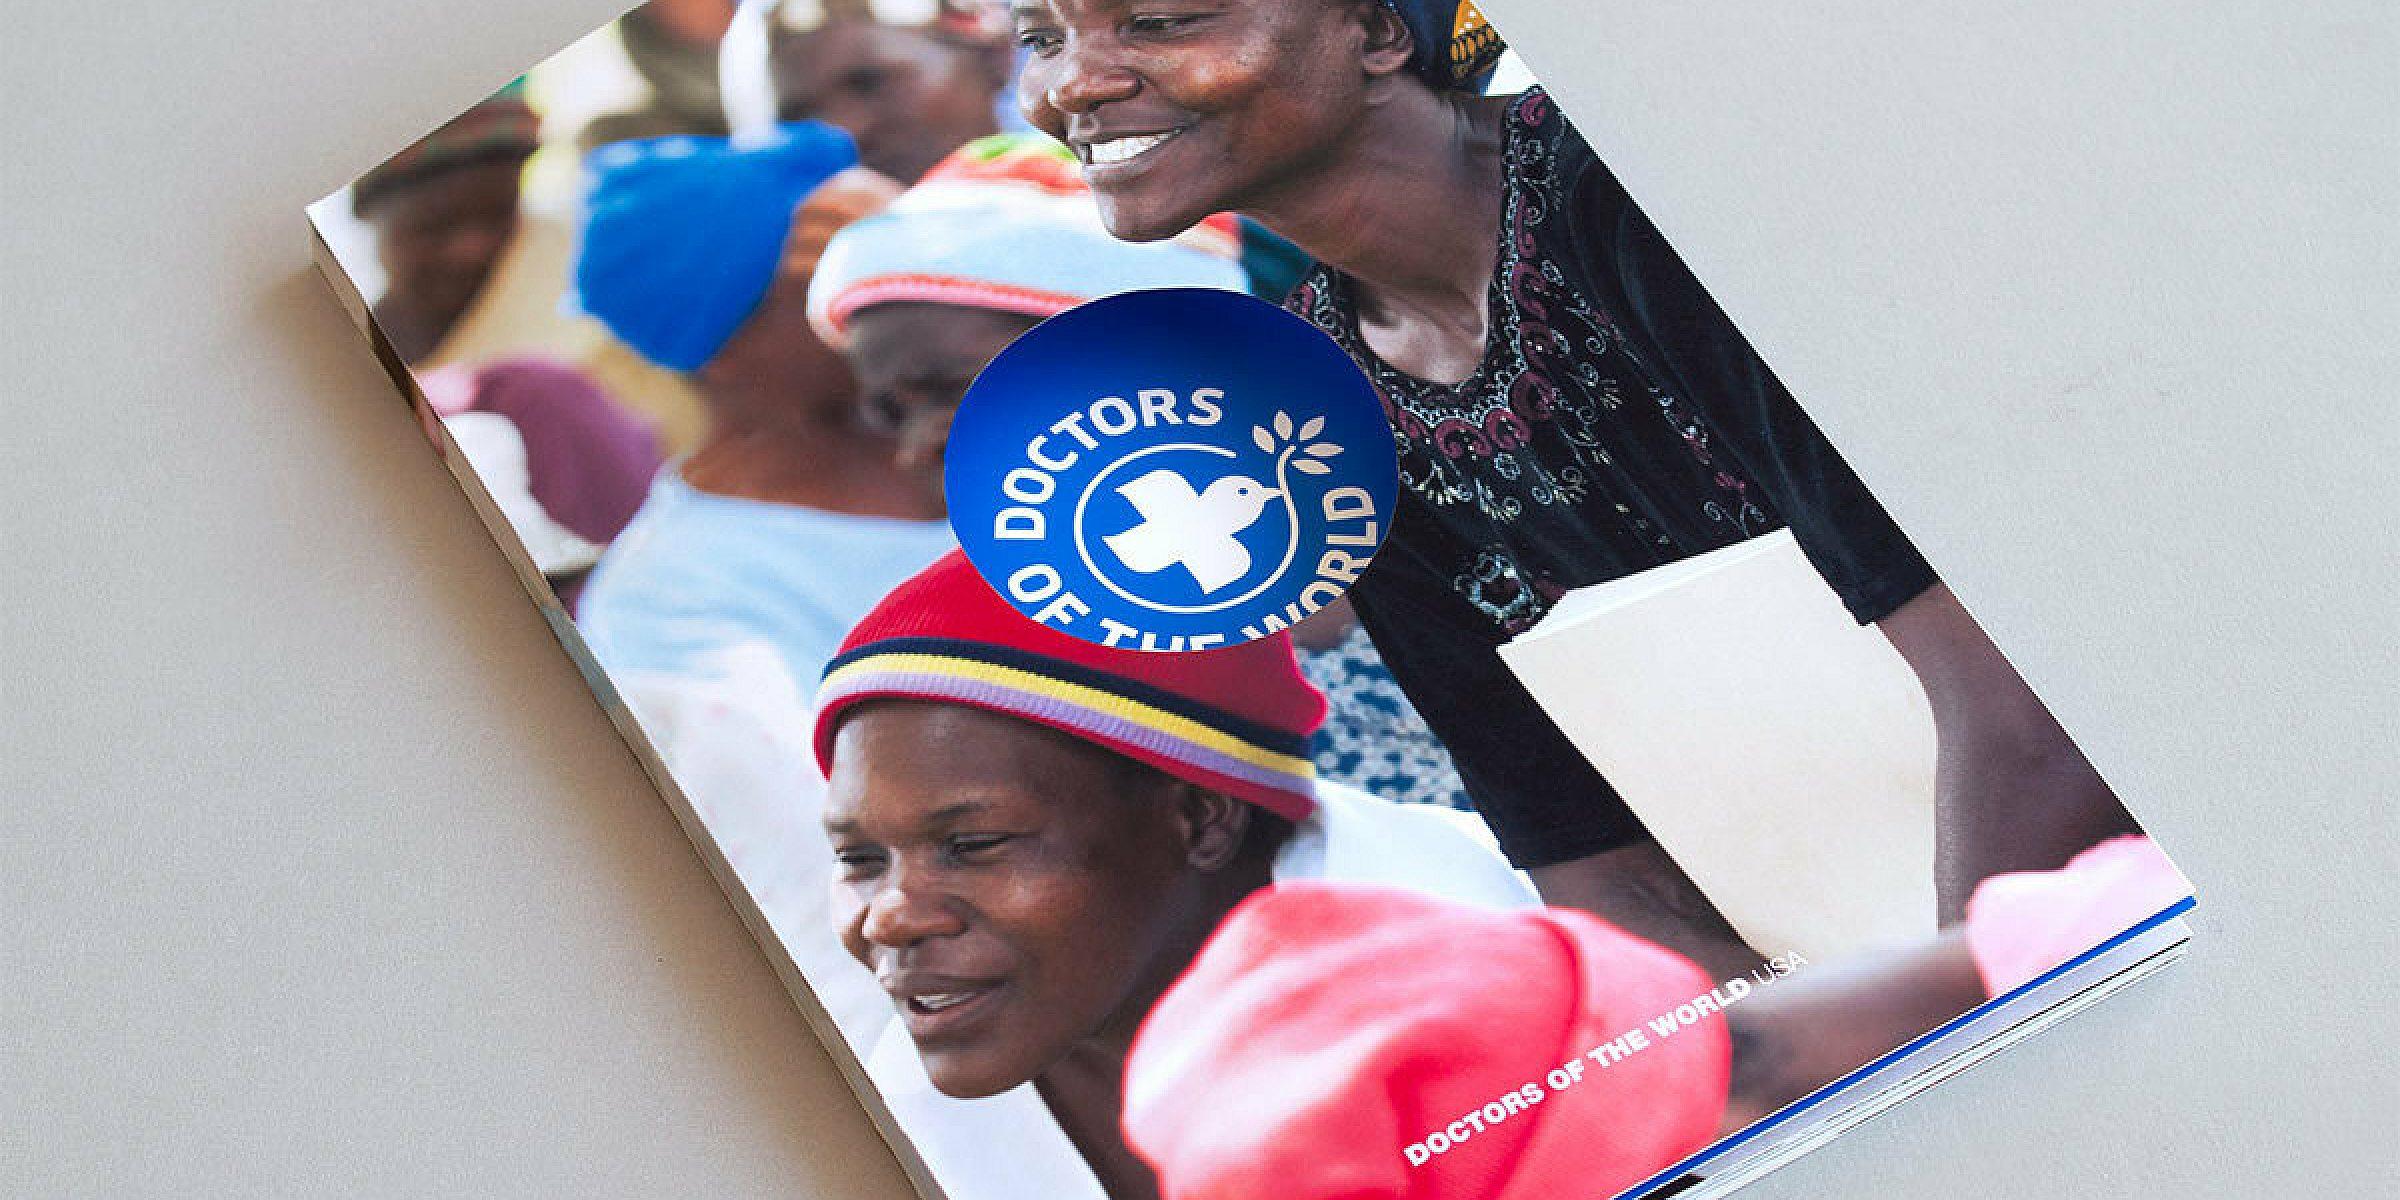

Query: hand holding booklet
left=1498, top=529, right=1938, bottom=962
left=308, top=2, right=2195, bottom=1198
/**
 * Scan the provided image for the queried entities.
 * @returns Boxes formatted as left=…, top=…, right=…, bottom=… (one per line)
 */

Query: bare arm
left=1718, top=929, right=1986, bottom=1132
left=1877, top=584, right=2141, bottom=923
left=1532, top=840, right=1767, bottom=984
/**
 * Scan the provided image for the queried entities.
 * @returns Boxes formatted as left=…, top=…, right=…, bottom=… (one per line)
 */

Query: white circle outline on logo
left=1071, top=441, right=1302, bottom=616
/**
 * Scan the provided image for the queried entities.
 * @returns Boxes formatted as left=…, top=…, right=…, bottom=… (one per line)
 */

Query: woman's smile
left=1077, top=126, right=1188, bottom=169
left=1017, top=0, right=1400, bottom=242
left=824, top=701, right=1249, bottom=1099
left=887, top=971, right=1013, bottom=1042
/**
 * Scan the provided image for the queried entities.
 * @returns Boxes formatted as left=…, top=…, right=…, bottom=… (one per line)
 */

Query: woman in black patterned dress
left=1006, top=0, right=2140, bottom=976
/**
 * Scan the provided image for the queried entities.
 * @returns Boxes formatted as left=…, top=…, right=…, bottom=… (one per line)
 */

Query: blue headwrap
left=1379, top=0, right=1507, bottom=92
left=573, top=121, right=858, bottom=372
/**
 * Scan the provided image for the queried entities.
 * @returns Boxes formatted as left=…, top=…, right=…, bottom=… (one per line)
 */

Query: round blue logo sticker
left=948, top=288, right=1397, bottom=652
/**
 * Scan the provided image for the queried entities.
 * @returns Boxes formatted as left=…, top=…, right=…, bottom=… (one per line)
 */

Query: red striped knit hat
left=815, top=550, right=1326, bottom=820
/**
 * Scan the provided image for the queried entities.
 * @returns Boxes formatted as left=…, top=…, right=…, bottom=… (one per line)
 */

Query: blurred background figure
left=806, top=134, right=1472, bottom=812
left=806, top=133, right=1245, bottom=482
left=416, top=361, right=662, bottom=613
left=353, top=81, right=543, bottom=367
left=567, top=120, right=958, bottom=1055
left=348, top=1, right=764, bottom=457
left=354, top=81, right=664, bottom=610
left=580, top=0, right=740, bottom=151
left=571, top=121, right=950, bottom=691
left=767, top=0, right=1015, bottom=185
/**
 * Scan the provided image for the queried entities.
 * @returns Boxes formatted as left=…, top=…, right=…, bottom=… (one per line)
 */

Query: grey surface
left=5, top=0, right=2393, bottom=1196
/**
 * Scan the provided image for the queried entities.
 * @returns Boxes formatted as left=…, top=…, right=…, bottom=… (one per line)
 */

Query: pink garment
left=417, top=364, right=481, bottom=418
left=1965, top=836, right=2192, bottom=996
left=458, top=359, right=660, bottom=545
left=1123, top=882, right=1730, bottom=1200
left=418, top=359, right=660, bottom=612
left=418, top=360, right=661, bottom=544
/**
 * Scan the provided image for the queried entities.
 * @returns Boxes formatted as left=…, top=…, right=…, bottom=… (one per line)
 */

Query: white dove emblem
left=1102, top=468, right=1284, bottom=595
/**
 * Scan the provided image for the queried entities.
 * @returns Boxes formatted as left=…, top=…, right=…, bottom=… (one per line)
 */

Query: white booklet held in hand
left=1499, top=529, right=1938, bottom=962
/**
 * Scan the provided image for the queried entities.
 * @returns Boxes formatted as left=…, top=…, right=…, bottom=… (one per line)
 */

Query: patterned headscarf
left=1379, top=0, right=1507, bottom=92
left=805, top=133, right=1246, bottom=344
left=352, top=79, right=541, bottom=215
left=572, top=121, right=859, bottom=372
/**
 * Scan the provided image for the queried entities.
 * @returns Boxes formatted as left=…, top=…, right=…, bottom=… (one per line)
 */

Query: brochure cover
left=308, top=3, right=2198, bottom=1198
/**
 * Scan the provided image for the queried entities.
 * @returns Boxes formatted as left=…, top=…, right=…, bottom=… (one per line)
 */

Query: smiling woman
left=803, top=132, right=1247, bottom=481
left=810, top=549, right=1534, bottom=1200
left=1013, top=0, right=1433, bottom=246
left=826, top=702, right=1278, bottom=1095
left=1005, top=0, right=2144, bottom=980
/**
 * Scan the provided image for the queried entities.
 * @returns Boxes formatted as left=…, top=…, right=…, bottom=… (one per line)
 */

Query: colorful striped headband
left=814, top=550, right=1325, bottom=820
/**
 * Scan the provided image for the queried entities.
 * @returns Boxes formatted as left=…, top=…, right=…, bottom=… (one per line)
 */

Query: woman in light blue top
left=572, top=122, right=953, bottom=686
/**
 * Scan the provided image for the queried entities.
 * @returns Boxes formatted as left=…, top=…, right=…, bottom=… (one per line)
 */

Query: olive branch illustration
left=1242, top=412, right=1344, bottom=593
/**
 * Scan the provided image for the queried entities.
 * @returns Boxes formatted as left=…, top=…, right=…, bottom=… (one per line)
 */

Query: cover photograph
left=306, top=2, right=2198, bottom=1197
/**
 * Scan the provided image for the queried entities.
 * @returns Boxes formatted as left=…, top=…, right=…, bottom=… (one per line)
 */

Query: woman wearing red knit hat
left=818, top=558, right=2185, bottom=1200
left=812, top=549, right=1532, bottom=1200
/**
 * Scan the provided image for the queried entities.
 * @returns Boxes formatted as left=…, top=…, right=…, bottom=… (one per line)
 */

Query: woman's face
left=776, top=20, right=1008, bottom=185
left=370, top=159, right=523, bottom=336
left=1011, top=0, right=1389, bottom=242
left=846, top=302, right=1041, bottom=482
left=823, top=701, right=1233, bottom=1098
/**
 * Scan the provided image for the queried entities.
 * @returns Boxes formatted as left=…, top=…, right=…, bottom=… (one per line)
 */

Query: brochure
left=308, top=3, right=2196, bottom=1198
